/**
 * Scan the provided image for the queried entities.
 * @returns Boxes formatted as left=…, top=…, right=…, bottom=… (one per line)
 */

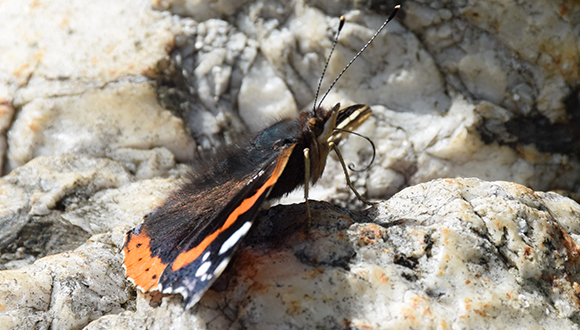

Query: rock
left=0, top=234, right=130, bottom=330
left=0, top=152, right=180, bottom=269
left=0, top=154, right=134, bottom=262
left=75, top=179, right=580, bottom=329
left=7, top=80, right=195, bottom=172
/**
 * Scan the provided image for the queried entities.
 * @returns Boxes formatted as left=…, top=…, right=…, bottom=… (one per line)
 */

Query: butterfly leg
left=329, top=142, right=376, bottom=205
left=303, top=148, right=312, bottom=226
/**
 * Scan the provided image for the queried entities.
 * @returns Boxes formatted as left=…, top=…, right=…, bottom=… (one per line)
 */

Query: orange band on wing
left=123, top=231, right=167, bottom=291
left=171, top=145, right=295, bottom=271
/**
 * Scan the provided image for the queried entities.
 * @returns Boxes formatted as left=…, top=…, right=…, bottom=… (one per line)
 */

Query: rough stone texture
left=8, top=79, right=194, bottom=170
left=0, top=156, right=179, bottom=329
left=0, top=153, right=181, bottom=271
left=0, top=234, right=130, bottom=330
left=0, top=0, right=196, bottom=173
left=0, top=100, right=14, bottom=172
left=0, top=154, right=132, bottom=263
left=0, top=0, right=180, bottom=86
left=34, top=179, right=580, bottom=330
left=0, top=0, right=579, bottom=329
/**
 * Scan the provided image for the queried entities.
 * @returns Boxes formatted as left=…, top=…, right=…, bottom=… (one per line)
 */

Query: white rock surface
left=8, top=79, right=194, bottom=171
left=0, top=0, right=195, bottom=173
left=0, top=0, right=181, bottom=87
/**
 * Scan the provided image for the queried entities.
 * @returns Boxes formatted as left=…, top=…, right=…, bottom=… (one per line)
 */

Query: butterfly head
left=295, top=103, right=371, bottom=184
left=305, top=103, right=372, bottom=145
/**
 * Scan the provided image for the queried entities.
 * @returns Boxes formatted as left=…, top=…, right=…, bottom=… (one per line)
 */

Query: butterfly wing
left=123, top=144, right=295, bottom=308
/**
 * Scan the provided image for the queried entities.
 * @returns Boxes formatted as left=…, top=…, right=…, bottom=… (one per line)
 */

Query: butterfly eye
left=308, top=117, right=324, bottom=136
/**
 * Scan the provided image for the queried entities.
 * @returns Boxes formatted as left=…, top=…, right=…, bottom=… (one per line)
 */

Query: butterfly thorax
left=267, top=106, right=335, bottom=199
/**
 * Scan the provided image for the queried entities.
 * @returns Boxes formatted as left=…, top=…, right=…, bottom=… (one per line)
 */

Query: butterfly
left=122, top=5, right=400, bottom=309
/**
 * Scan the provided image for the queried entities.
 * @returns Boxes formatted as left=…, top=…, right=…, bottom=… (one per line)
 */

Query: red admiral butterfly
left=123, top=4, right=400, bottom=309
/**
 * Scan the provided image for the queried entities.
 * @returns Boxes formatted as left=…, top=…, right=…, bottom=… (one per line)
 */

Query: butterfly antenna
left=317, top=4, right=400, bottom=109
left=312, top=16, right=346, bottom=113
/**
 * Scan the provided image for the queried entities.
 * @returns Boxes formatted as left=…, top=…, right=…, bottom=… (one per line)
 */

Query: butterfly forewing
left=123, top=122, right=298, bottom=307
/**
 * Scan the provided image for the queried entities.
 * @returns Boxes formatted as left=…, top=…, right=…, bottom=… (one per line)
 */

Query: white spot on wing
left=219, top=221, right=252, bottom=255
left=195, top=261, right=212, bottom=277
left=213, top=258, right=230, bottom=276
left=202, top=251, right=210, bottom=262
